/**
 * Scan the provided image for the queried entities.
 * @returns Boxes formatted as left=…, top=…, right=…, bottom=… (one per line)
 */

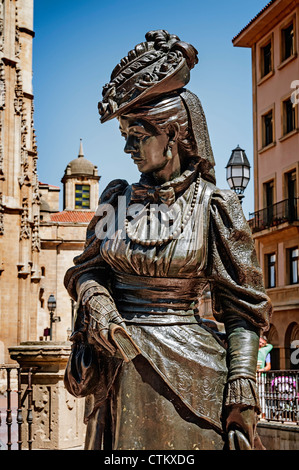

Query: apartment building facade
left=233, top=0, right=299, bottom=369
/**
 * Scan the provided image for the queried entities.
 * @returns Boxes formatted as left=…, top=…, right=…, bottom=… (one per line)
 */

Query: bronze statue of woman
left=64, top=30, right=272, bottom=450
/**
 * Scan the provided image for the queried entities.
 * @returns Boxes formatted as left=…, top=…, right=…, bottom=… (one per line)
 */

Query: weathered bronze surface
left=64, top=30, right=272, bottom=450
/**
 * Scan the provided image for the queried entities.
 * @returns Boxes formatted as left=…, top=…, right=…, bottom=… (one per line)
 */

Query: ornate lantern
left=226, top=145, right=250, bottom=201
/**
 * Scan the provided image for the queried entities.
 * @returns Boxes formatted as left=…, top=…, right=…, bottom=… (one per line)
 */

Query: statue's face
left=119, top=116, right=169, bottom=174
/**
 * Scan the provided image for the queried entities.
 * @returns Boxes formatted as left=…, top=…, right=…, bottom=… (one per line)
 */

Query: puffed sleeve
left=207, top=188, right=272, bottom=330
left=206, top=188, right=272, bottom=411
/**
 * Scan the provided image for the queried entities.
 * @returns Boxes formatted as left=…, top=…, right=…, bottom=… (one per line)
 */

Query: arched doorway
left=285, top=322, right=299, bottom=370
left=267, top=324, right=280, bottom=370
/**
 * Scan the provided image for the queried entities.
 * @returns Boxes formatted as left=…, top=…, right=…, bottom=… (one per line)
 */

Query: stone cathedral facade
left=0, top=0, right=40, bottom=363
left=0, top=1, right=100, bottom=364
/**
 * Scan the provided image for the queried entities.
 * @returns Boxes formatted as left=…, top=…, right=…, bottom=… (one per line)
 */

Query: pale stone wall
left=40, top=184, right=60, bottom=212
left=9, top=341, right=86, bottom=449
left=39, top=222, right=87, bottom=341
left=257, top=421, right=299, bottom=450
left=0, top=0, right=41, bottom=363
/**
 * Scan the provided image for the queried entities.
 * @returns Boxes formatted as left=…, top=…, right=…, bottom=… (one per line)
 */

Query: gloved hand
left=86, top=294, right=128, bottom=354
left=226, top=405, right=257, bottom=450
left=224, top=315, right=261, bottom=450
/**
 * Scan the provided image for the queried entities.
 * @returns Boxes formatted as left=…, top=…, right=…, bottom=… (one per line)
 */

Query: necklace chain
left=124, top=177, right=201, bottom=247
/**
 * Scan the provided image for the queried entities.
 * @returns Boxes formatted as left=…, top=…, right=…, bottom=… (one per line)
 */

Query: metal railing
left=0, top=365, right=35, bottom=450
left=249, top=198, right=299, bottom=233
left=1, top=365, right=298, bottom=449
left=257, top=370, right=299, bottom=425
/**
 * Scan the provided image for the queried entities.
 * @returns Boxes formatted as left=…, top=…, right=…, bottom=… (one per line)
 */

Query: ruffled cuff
left=81, top=284, right=115, bottom=306
left=75, top=273, right=115, bottom=307
left=224, top=377, right=261, bottom=412
left=72, top=276, right=118, bottom=339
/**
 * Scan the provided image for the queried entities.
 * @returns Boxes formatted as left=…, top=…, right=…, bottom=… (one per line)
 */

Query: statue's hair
left=123, top=92, right=216, bottom=183
left=125, top=93, right=193, bottom=151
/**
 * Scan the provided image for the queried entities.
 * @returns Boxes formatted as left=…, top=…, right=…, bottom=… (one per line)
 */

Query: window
left=266, top=253, right=276, bottom=288
left=261, top=41, right=272, bottom=77
left=287, top=170, right=297, bottom=220
left=265, top=180, right=274, bottom=207
left=287, top=171, right=297, bottom=199
left=282, top=22, right=294, bottom=62
left=283, top=98, right=296, bottom=135
left=39, top=288, right=45, bottom=309
left=259, top=35, right=274, bottom=81
left=289, top=248, right=299, bottom=284
left=264, top=180, right=274, bottom=226
left=75, top=184, right=90, bottom=209
left=262, top=110, right=273, bottom=147
left=287, top=170, right=297, bottom=201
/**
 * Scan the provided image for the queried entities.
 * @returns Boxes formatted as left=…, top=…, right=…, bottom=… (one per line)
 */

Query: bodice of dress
left=99, top=169, right=213, bottom=280
left=65, top=162, right=271, bottom=332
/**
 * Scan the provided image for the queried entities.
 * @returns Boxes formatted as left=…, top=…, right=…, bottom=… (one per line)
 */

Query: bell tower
left=61, top=139, right=100, bottom=211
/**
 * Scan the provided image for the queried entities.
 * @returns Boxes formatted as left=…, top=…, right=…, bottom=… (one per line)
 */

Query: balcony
left=249, top=198, right=299, bottom=233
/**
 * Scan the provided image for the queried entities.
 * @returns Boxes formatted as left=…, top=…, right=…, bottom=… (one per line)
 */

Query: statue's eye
left=130, top=129, right=150, bottom=141
left=131, top=132, right=145, bottom=139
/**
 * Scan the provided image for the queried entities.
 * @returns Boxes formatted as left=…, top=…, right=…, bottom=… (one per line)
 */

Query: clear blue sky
left=33, top=0, right=269, bottom=218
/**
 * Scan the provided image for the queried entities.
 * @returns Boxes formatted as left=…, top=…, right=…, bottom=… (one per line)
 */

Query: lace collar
left=130, top=160, right=200, bottom=206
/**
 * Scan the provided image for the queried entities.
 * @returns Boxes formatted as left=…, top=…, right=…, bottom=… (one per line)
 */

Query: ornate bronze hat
left=98, top=30, right=198, bottom=123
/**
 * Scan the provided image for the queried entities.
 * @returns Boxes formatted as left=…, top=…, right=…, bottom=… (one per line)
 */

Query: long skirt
left=84, top=321, right=227, bottom=450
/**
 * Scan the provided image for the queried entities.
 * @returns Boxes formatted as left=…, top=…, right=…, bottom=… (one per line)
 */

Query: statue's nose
left=124, top=135, right=138, bottom=154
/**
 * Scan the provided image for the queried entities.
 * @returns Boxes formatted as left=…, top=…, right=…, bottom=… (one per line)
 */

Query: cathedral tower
left=38, top=141, right=100, bottom=342
left=61, top=139, right=100, bottom=211
left=0, top=0, right=40, bottom=362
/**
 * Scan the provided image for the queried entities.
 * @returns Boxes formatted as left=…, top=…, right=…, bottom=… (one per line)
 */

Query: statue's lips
left=131, top=155, right=144, bottom=164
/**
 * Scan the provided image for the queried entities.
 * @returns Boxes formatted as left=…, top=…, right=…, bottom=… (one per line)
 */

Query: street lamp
left=47, top=294, right=61, bottom=340
left=226, top=145, right=250, bottom=203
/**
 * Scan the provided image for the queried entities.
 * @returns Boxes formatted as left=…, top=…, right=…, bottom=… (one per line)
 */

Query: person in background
left=257, top=336, right=273, bottom=373
left=257, top=335, right=273, bottom=421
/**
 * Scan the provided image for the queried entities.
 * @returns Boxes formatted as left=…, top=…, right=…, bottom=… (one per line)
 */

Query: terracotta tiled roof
left=39, top=181, right=60, bottom=189
left=50, top=210, right=95, bottom=223
left=232, top=0, right=277, bottom=41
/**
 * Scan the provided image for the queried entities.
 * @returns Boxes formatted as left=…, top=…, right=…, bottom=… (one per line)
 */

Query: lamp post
left=47, top=294, right=61, bottom=340
left=226, top=145, right=250, bottom=203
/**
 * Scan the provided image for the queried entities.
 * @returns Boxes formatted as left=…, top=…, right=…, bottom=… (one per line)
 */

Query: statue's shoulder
left=99, top=179, right=129, bottom=206
left=207, top=183, right=241, bottom=206
left=199, top=182, right=244, bottom=221
left=85, top=179, right=129, bottom=239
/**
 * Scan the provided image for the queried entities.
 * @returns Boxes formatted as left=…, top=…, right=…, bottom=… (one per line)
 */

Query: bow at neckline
left=130, top=161, right=200, bottom=207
